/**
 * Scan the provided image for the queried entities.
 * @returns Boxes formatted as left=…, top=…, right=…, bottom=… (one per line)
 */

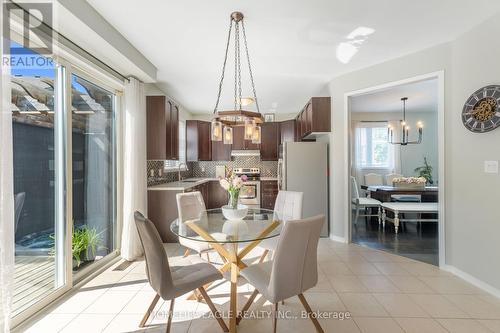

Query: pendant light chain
left=213, top=19, right=233, bottom=114
left=241, top=21, right=260, bottom=114
left=235, top=22, right=243, bottom=111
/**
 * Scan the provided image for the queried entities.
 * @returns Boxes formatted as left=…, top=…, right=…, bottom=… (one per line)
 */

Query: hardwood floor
left=351, top=214, right=439, bottom=266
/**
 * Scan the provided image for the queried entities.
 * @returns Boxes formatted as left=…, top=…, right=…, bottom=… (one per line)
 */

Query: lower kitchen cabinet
left=192, top=181, right=209, bottom=205
left=261, top=180, right=278, bottom=210
left=207, top=180, right=228, bottom=209
left=147, top=190, right=180, bottom=242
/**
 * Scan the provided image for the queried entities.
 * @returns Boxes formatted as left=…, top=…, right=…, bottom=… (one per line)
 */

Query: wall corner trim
left=442, top=265, right=500, bottom=299
left=329, top=234, right=348, bottom=244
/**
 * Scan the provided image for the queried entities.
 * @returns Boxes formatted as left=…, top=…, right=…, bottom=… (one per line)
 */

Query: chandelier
left=387, top=97, right=423, bottom=146
left=211, top=11, right=262, bottom=144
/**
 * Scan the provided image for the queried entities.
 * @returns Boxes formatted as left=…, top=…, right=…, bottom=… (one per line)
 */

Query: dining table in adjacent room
left=361, top=185, right=439, bottom=202
left=170, top=207, right=282, bottom=333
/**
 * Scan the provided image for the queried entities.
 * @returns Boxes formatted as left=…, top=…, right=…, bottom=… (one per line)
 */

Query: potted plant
left=83, top=227, right=103, bottom=262
left=414, top=157, right=434, bottom=184
left=219, top=171, right=248, bottom=219
left=72, top=228, right=87, bottom=269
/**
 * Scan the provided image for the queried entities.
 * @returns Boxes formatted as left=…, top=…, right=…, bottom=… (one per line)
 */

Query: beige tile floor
left=20, top=240, right=500, bottom=333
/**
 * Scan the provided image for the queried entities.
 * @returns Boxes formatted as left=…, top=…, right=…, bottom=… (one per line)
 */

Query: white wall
left=351, top=111, right=438, bottom=183
left=328, top=12, right=500, bottom=292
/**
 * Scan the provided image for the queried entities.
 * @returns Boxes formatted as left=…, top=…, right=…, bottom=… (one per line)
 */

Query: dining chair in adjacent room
left=134, top=211, right=228, bottom=333
left=351, top=176, right=381, bottom=225
left=176, top=191, right=214, bottom=261
left=257, top=190, right=303, bottom=262
left=385, top=173, right=402, bottom=185
left=364, top=173, right=383, bottom=186
left=239, top=215, right=326, bottom=333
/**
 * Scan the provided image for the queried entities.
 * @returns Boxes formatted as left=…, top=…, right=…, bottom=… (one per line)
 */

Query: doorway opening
left=346, top=73, right=444, bottom=266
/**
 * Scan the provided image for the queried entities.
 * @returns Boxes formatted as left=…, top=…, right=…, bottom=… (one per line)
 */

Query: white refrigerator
left=278, top=142, right=329, bottom=236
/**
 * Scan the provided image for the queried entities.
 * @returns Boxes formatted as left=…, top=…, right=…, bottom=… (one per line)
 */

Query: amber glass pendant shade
left=211, top=120, right=223, bottom=141
left=223, top=126, right=233, bottom=144
left=244, top=118, right=255, bottom=140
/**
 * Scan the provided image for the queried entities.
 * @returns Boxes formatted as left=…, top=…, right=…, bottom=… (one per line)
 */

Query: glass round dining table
left=170, top=207, right=282, bottom=333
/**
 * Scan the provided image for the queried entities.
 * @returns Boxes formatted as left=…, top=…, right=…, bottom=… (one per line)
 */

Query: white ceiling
left=351, top=78, right=438, bottom=113
left=87, top=0, right=500, bottom=114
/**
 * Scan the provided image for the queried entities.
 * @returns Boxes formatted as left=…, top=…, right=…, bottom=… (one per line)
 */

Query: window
left=164, top=119, right=186, bottom=170
left=355, top=122, right=393, bottom=169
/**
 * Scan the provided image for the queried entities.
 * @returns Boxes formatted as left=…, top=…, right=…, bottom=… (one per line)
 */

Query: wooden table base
left=185, top=220, right=280, bottom=333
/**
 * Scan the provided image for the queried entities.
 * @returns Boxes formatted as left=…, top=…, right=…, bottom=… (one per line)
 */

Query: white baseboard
left=329, top=234, right=348, bottom=243
left=442, top=265, right=500, bottom=299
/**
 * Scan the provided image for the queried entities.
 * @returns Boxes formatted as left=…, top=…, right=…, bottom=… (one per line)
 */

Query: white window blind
left=355, top=122, right=394, bottom=169
left=164, top=120, right=187, bottom=170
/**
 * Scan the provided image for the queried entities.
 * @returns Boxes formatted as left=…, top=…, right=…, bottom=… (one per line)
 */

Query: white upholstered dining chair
left=257, top=190, right=303, bottom=262
left=176, top=191, right=213, bottom=260
left=351, top=176, right=381, bottom=225
left=240, top=215, right=326, bottom=333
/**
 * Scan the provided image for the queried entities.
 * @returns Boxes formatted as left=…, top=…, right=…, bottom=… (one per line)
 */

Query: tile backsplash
left=147, top=156, right=278, bottom=186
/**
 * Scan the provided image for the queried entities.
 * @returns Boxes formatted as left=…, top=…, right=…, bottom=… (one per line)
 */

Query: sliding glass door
left=70, top=73, right=117, bottom=274
left=10, top=41, right=67, bottom=317
left=9, top=40, right=119, bottom=320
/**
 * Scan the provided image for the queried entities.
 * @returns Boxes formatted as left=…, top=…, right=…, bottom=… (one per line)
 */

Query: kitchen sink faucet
left=178, top=163, right=188, bottom=181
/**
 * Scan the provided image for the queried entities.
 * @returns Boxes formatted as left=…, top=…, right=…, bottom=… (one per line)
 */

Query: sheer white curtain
left=0, top=7, right=15, bottom=330
left=388, top=120, right=402, bottom=176
left=121, top=77, right=146, bottom=261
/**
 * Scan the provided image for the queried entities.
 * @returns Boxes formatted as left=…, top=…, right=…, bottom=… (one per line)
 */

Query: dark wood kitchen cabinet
left=192, top=182, right=209, bottom=205
left=296, top=97, right=331, bottom=140
left=147, top=96, right=179, bottom=160
left=169, top=102, right=179, bottom=160
left=261, top=180, right=279, bottom=210
left=260, top=122, right=279, bottom=161
left=212, top=137, right=232, bottom=161
left=280, top=119, right=296, bottom=144
left=207, top=180, right=228, bottom=209
left=232, top=126, right=260, bottom=150
left=186, top=120, right=212, bottom=161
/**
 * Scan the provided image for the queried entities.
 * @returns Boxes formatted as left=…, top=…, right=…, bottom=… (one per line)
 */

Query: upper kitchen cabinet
left=147, top=96, right=179, bottom=160
left=296, top=97, right=331, bottom=140
left=186, top=120, right=212, bottom=161
left=232, top=126, right=260, bottom=150
left=212, top=137, right=232, bottom=161
left=280, top=119, right=296, bottom=143
left=260, top=122, right=279, bottom=161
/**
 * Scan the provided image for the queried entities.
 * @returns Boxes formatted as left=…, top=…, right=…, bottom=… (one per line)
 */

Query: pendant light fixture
left=387, top=97, right=423, bottom=146
left=211, top=11, right=263, bottom=144
left=252, top=125, right=261, bottom=144
left=211, top=120, right=223, bottom=141
left=223, top=126, right=233, bottom=144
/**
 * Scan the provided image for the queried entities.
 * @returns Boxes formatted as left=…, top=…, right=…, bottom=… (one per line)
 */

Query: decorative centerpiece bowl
left=392, top=176, right=427, bottom=189
left=222, top=204, right=248, bottom=220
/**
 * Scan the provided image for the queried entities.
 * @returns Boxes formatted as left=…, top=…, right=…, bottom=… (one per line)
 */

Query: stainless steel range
left=232, top=167, right=260, bottom=208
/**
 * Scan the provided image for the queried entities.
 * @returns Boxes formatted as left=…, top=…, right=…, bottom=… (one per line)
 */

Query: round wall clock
left=462, top=85, right=500, bottom=133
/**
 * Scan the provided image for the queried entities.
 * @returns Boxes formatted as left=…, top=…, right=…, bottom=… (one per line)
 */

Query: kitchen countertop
left=148, top=176, right=278, bottom=190
left=148, top=178, right=217, bottom=191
